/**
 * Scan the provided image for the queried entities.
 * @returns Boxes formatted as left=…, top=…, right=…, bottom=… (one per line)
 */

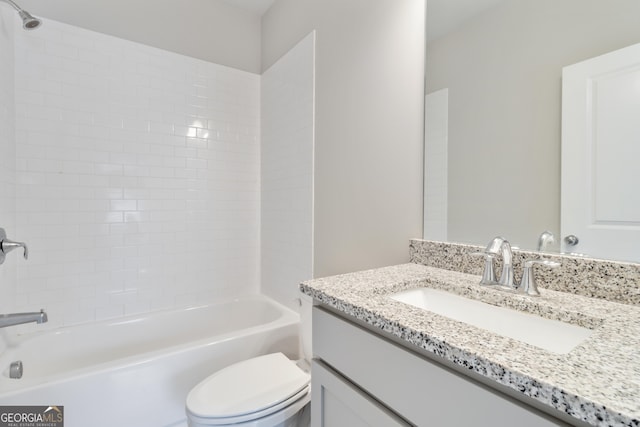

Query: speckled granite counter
left=409, top=239, right=640, bottom=307
left=301, top=263, right=640, bottom=427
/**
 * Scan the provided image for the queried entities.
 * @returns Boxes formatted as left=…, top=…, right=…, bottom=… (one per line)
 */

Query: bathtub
left=0, top=294, right=300, bottom=427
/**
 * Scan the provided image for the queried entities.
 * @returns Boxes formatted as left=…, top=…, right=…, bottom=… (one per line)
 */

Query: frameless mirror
left=424, top=0, right=640, bottom=261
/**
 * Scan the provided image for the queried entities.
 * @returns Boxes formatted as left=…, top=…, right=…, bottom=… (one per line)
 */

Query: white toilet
left=185, top=293, right=312, bottom=427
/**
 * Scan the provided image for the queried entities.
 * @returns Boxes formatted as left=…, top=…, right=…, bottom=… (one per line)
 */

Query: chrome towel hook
left=0, top=228, right=28, bottom=265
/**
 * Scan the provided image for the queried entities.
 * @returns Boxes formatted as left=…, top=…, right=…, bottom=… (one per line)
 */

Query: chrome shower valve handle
left=2, top=238, right=28, bottom=258
left=0, top=228, right=29, bottom=265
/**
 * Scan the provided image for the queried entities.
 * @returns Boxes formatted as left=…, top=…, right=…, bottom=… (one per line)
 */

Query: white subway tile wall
left=261, top=32, right=315, bottom=309
left=0, top=5, right=17, bottom=314
left=12, top=20, right=261, bottom=327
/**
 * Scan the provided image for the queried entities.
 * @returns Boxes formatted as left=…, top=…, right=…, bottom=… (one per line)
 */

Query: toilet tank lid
left=186, top=352, right=310, bottom=419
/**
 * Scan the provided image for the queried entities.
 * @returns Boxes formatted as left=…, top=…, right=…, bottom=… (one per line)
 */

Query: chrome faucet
left=537, top=231, right=555, bottom=252
left=476, top=236, right=561, bottom=296
left=0, top=310, right=47, bottom=328
left=475, top=236, right=515, bottom=289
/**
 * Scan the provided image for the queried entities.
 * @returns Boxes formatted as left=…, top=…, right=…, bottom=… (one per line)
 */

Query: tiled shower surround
left=261, top=33, right=314, bottom=309
left=0, top=6, right=17, bottom=313
left=5, top=18, right=262, bottom=327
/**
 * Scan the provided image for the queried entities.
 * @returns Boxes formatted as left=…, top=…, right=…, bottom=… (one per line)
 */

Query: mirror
left=424, top=0, right=640, bottom=260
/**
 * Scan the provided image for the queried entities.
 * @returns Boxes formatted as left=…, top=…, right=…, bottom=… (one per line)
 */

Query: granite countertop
left=300, top=263, right=640, bottom=427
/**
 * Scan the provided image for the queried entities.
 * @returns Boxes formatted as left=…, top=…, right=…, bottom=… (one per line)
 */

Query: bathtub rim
left=0, top=293, right=300, bottom=395
left=2, top=292, right=299, bottom=340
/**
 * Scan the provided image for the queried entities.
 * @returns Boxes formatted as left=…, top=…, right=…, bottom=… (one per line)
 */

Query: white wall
left=423, top=89, right=448, bottom=242
left=20, top=0, right=262, bottom=73
left=260, top=0, right=313, bottom=73
left=426, top=0, right=640, bottom=249
left=12, top=19, right=260, bottom=328
left=263, top=0, right=426, bottom=278
left=0, top=5, right=17, bottom=314
left=261, top=32, right=314, bottom=309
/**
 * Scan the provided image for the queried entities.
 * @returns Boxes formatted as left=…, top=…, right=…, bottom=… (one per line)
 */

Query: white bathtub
left=0, top=295, right=300, bottom=427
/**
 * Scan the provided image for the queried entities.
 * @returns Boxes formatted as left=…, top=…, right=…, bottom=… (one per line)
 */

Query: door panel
left=561, top=42, right=640, bottom=262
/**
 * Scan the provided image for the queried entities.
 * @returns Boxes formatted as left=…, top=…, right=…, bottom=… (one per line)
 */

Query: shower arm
left=0, top=0, right=23, bottom=13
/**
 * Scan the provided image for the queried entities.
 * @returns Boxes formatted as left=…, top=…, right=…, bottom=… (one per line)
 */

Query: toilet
left=185, top=293, right=312, bottom=427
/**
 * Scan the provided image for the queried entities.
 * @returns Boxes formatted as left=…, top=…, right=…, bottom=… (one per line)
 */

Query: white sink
left=389, top=288, right=593, bottom=354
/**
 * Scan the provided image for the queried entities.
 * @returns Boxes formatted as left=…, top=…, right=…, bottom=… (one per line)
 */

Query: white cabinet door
left=562, top=42, right=640, bottom=262
left=311, top=360, right=410, bottom=427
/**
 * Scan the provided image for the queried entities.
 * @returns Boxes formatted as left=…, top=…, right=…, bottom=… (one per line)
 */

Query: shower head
left=1, top=0, right=42, bottom=30
left=18, top=9, right=41, bottom=30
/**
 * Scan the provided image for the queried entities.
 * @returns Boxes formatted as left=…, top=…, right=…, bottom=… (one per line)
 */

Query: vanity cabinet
left=312, top=360, right=410, bottom=426
left=311, top=306, right=572, bottom=427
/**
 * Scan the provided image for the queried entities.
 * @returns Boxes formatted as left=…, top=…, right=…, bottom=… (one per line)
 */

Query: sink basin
left=389, top=288, right=593, bottom=354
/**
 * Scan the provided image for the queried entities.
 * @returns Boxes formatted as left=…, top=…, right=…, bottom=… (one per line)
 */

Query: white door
left=561, top=42, right=640, bottom=263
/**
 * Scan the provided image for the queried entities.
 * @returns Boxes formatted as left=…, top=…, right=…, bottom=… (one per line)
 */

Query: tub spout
left=0, top=310, right=47, bottom=328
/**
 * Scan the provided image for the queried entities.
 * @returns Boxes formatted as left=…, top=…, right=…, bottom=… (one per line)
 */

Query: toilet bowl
left=186, top=293, right=312, bottom=427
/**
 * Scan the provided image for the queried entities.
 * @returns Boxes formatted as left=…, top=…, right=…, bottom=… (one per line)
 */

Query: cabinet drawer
left=313, top=306, right=568, bottom=427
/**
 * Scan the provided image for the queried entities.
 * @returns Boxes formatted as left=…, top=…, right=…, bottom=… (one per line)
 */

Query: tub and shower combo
left=0, top=295, right=301, bottom=427
left=0, top=2, right=306, bottom=425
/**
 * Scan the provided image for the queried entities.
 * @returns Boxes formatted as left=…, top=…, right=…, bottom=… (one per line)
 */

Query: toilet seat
left=186, top=353, right=311, bottom=426
left=187, top=386, right=310, bottom=426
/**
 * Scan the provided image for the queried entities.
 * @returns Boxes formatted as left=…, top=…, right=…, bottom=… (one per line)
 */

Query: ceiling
left=219, top=0, right=507, bottom=40
left=221, top=0, right=275, bottom=16
left=427, top=0, right=508, bottom=41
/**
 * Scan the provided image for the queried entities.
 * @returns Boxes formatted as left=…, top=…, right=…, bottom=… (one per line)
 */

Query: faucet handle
left=496, top=240, right=515, bottom=289
left=2, top=239, right=29, bottom=259
left=517, top=259, right=560, bottom=296
left=0, top=228, right=29, bottom=265
left=471, top=251, right=497, bottom=286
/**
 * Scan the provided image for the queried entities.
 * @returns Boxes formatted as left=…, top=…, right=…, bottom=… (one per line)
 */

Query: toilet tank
left=299, top=291, right=313, bottom=362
